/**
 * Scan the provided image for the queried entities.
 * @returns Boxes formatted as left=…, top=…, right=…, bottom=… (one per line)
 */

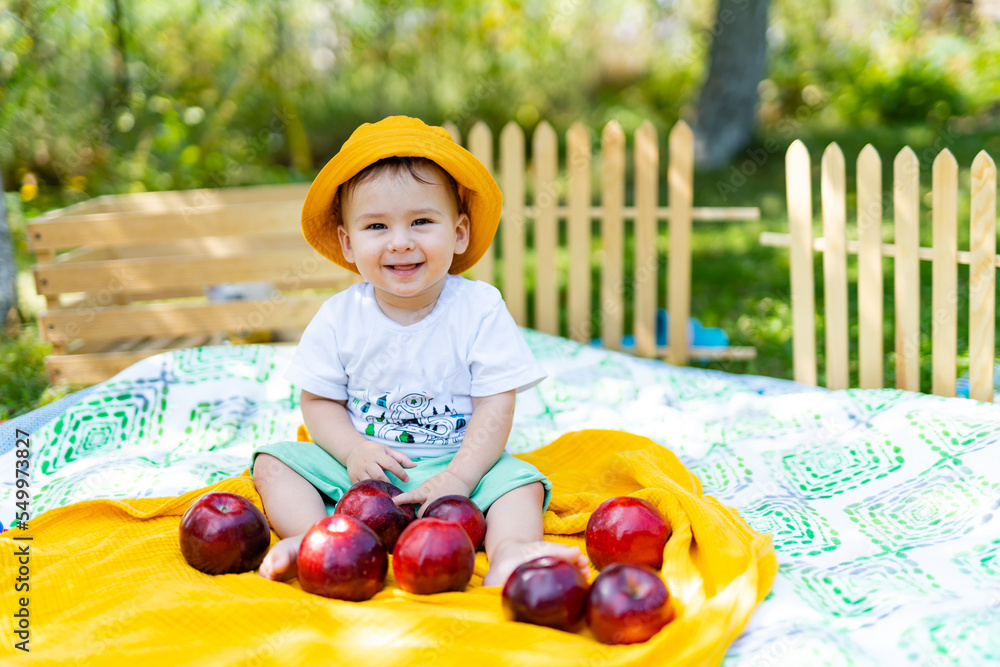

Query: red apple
left=586, top=496, right=670, bottom=571
left=587, top=563, right=673, bottom=644
left=422, top=495, right=487, bottom=550
left=501, top=556, right=589, bottom=632
left=297, top=514, right=387, bottom=601
left=392, top=517, right=475, bottom=595
left=179, top=492, right=272, bottom=575
left=334, top=480, right=417, bottom=551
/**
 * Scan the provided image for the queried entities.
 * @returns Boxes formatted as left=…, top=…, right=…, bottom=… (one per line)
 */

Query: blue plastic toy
left=590, top=308, right=730, bottom=353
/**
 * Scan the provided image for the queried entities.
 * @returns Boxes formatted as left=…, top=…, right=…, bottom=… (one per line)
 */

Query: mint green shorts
left=250, top=441, right=551, bottom=515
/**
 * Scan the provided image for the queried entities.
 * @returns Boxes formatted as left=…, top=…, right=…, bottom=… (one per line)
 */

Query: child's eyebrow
left=356, top=207, right=444, bottom=221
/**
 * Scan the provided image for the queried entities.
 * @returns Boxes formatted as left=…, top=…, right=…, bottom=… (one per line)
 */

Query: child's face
left=337, top=164, right=470, bottom=308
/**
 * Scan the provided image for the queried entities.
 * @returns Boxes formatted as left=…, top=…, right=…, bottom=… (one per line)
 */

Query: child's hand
left=345, top=440, right=417, bottom=485
left=392, top=471, right=472, bottom=516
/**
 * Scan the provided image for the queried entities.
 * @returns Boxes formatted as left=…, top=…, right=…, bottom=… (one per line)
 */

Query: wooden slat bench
left=30, top=183, right=358, bottom=384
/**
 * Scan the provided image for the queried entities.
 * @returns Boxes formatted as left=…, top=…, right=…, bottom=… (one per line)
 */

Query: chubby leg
left=481, top=481, right=589, bottom=587
left=253, top=453, right=328, bottom=581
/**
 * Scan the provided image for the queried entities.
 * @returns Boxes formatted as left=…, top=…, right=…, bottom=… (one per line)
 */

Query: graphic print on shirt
left=351, top=391, right=467, bottom=446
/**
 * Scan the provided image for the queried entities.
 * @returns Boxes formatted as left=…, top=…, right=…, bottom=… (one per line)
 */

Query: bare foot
left=258, top=535, right=304, bottom=581
left=482, top=541, right=589, bottom=587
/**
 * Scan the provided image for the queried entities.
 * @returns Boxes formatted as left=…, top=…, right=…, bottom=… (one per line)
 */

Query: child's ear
left=338, top=225, right=355, bottom=263
left=453, top=213, right=471, bottom=255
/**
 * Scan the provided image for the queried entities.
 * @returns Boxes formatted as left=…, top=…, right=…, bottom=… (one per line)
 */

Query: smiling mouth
left=386, top=263, right=422, bottom=271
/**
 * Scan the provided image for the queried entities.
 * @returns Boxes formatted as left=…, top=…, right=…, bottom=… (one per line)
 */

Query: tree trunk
left=270, top=0, right=313, bottom=172
left=109, top=0, right=129, bottom=110
left=0, top=174, right=18, bottom=333
left=693, top=0, right=771, bottom=169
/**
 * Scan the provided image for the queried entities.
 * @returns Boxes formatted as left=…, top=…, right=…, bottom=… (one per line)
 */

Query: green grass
left=1, top=192, right=80, bottom=420
left=0, top=325, right=57, bottom=421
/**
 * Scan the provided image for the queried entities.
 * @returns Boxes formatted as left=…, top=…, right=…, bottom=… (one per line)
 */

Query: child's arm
left=392, top=389, right=516, bottom=513
left=300, top=389, right=416, bottom=484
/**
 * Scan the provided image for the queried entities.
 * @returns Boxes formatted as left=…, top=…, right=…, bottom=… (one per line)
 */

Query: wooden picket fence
left=29, top=119, right=759, bottom=385
left=761, top=141, right=998, bottom=402
left=443, top=120, right=758, bottom=364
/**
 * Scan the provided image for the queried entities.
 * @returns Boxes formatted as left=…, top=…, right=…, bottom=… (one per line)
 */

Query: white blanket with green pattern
left=2, top=330, right=998, bottom=665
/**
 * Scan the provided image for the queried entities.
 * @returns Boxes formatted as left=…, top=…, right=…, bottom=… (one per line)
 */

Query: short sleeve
left=285, top=301, right=349, bottom=400
left=468, top=300, right=547, bottom=396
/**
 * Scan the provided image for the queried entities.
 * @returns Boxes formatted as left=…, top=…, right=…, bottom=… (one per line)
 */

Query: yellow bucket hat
left=301, top=115, right=502, bottom=276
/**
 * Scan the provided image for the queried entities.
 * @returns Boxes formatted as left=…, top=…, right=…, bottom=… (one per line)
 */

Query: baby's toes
left=258, top=537, right=301, bottom=581
left=546, top=542, right=584, bottom=563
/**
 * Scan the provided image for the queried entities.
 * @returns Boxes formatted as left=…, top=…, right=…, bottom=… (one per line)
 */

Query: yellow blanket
left=1, top=430, right=777, bottom=666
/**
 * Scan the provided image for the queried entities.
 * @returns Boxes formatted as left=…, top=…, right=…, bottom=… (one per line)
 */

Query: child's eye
left=412, top=218, right=433, bottom=226
left=365, top=223, right=386, bottom=230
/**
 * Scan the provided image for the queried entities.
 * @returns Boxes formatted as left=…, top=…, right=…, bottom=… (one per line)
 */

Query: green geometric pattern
left=844, top=460, right=998, bottom=553
left=784, top=555, right=949, bottom=623
left=900, top=608, right=1000, bottom=666
left=772, top=433, right=905, bottom=499
left=722, top=621, right=879, bottom=667
left=686, top=442, right=755, bottom=497
left=952, top=540, right=1000, bottom=583
left=2, top=329, right=999, bottom=666
left=740, top=495, right=843, bottom=558
left=909, top=407, right=1000, bottom=459
left=38, top=386, right=164, bottom=474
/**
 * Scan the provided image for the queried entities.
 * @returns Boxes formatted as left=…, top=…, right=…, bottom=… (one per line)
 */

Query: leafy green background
left=3, top=0, right=999, bottom=418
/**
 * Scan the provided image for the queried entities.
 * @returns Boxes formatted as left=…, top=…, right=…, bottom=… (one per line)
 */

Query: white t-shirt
left=286, top=275, right=547, bottom=458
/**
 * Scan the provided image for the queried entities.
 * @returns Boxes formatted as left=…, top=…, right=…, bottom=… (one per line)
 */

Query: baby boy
left=250, top=116, right=587, bottom=587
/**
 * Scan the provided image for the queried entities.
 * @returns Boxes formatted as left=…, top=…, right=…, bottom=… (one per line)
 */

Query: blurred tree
left=269, top=0, right=312, bottom=173
left=109, top=0, right=130, bottom=111
left=693, top=0, right=770, bottom=168
left=2, top=0, right=996, bottom=198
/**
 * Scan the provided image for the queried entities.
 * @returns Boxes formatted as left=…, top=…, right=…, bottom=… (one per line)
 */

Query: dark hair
left=333, top=156, right=463, bottom=225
